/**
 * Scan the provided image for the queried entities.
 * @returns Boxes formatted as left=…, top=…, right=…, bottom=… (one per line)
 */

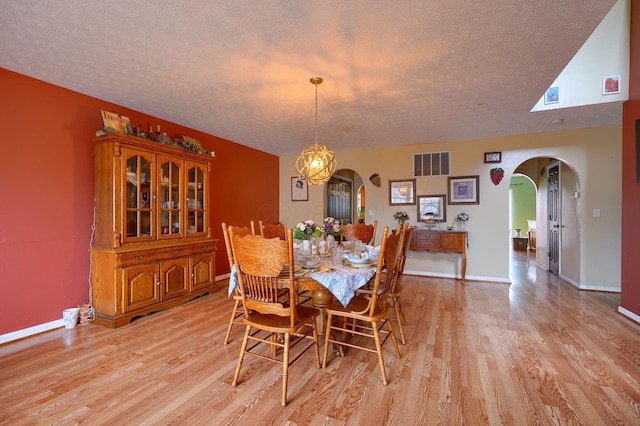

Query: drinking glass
left=333, top=247, right=344, bottom=266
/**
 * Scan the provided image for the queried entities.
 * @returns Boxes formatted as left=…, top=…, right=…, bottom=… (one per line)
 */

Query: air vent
left=413, top=152, right=450, bottom=177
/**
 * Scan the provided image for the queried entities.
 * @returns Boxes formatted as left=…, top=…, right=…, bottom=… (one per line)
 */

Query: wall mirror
left=417, top=194, right=446, bottom=222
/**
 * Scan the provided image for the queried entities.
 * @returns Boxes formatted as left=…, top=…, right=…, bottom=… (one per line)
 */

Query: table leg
left=461, top=255, right=467, bottom=284
left=310, top=289, right=333, bottom=334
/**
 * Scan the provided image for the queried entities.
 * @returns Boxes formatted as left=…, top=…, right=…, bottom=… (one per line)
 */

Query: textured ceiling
left=0, top=0, right=621, bottom=156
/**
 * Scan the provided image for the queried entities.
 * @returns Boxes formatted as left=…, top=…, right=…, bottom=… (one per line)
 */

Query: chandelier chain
left=295, top=76, right=336, bottom=185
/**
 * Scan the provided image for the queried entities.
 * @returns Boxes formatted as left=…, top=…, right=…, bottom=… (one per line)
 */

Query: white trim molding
left=0, top=319, right=64, bottom=345
left=618, top=306, right=640, bottom=324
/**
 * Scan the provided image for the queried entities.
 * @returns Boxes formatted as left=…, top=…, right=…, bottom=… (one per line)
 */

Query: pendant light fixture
left=296, top=76, right=337, bottom=185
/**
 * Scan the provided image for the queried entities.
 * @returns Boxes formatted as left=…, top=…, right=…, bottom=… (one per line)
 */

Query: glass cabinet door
left=158, top=157, right=182, bottom=237
left=124, top=149, right=154, bottom=241
left=186, top=162, right=207, bottom=235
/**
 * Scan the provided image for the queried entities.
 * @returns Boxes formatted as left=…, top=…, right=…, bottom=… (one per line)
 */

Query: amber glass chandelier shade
left=295, top=76, right=337, bottom=185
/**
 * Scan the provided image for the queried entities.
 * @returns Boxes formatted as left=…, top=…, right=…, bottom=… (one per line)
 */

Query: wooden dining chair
left=341, top=220, right=378, bottom=245
left=259, top=219, right=287, bottom=240
left=322, top=226, right=402, bottom=385
left=229, top=227, right=320, bottom=407
left=389, top=223, right=414, bottom=344
left=221, top=221, right=256, bottom=345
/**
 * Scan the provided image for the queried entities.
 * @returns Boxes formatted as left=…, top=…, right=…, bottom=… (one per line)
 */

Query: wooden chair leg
left=396, top=296, right=407, bottom=326
left=322, top=312, right=333, bottom=368
left=393, top=297, right=406, bottom=344
left=232, top=325, right=251, bottom=386
left=223, top=298, right=241, bottom=345
left=270, top=333, right=278, bottom=356
left=371, top=320, right=389, bottom=385
left=386, top=316, right=401, bottom=359
left=281, top=333, right=290, bottom=406
left=312, top=320, right=321, bottom=368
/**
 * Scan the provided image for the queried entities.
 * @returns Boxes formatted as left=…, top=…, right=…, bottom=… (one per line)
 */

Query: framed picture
left=417, top=194, right=446, bottom=222
left=389, top=179, right=416, bottom=206
left=484, top=151, right=502, bottom=163
left=544, top=86, right=559, bottom=104
left=603, top=75, right=620, bottom=95
left=291, top=177, right=308, bottom=201
left=448, top=175, right=480, bottom=205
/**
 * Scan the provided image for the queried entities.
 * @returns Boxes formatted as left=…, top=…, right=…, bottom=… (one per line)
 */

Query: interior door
left=547, top=163, right=560, bottom=275
left=327, top=176, right=352, bottom=224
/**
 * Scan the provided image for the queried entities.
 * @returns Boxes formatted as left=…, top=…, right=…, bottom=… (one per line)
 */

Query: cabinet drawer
left=119, top=251, right=156, bottom=266
left=155, top=246, right=192, bottom=261
left=412, top=231, right=441, bottom=249
left=413, top=240, right=441, bottom=249
left=414, top=231, right=439, bottom=241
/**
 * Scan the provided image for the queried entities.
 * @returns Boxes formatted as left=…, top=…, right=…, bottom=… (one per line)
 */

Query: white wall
left=280, top=125, right=622, bottom=290
left=532, top=0, right=629, bottom=111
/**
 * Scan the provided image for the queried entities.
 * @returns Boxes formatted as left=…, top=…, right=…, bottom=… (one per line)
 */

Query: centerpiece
left=322, top=217, right=343, bottom=238
left=293, top=219, right=323, bottom=241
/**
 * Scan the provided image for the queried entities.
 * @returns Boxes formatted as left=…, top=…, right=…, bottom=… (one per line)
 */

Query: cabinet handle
left=156, top=281, right=161, bottom=287
left=135, top=255, right=143, bottom=260
left=201, top=245, right=208, bottom=250
left=172, top=250, right=181, bottom=255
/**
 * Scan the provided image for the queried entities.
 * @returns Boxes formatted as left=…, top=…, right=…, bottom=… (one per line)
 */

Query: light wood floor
left=1, top=250, right=640, bottom=425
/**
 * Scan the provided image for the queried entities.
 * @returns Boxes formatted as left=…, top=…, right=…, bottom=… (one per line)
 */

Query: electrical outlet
left=593, top=208, right=601, bottom=218
left=368, top=210, right=375, bottom=216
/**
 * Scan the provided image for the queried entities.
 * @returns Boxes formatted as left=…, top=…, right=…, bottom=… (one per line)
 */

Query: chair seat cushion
left=244, top=305, right=319, bottom=331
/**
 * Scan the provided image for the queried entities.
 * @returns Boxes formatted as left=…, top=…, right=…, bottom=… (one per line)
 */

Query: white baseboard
left=404, top=269, right=511, bottom=284
left=578, top=285, right=621, bottom=293
left=559, top=274, right=621, bottom=293
left=559, top=274, right=580, bottom=288
left=3, top=278, right=233, bottom=345
left=618, top=306, right=640, bottom=324
left=0, top=319, right=65, bottom=345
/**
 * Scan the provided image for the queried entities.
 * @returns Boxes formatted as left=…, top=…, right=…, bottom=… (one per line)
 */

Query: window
left=413, top=152, right=450, bottom=177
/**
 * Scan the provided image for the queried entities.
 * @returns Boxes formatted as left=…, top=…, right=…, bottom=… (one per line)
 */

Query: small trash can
left=62, top=308, right=80, bottom=329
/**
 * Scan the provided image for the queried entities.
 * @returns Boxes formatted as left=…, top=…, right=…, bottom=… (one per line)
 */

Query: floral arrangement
left=394, top=211, right=409, bottom=223
left=293, top=219, right=324, bottom=240
left=456, top=212, right=470, bottom=222
left=322, top=217, right=343, bottom=236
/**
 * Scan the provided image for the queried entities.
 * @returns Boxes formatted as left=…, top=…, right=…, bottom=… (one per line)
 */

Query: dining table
left=228, top=256, right=377, bottom=333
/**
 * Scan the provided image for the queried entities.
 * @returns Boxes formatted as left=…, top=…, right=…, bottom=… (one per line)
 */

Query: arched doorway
left=326, top=169, right=364, bottom=224
left=512, top=157, right=581, bottom=283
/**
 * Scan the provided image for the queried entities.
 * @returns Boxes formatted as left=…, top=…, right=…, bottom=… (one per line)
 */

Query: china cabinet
left=90, top=133, right=217, bottom=328
left=410, top=230, right=467, bottom=283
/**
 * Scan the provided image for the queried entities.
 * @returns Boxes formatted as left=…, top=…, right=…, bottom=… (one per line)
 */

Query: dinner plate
left=343, top=259, right=375, bottom=268
left=343, top=256, right=372, bottom=264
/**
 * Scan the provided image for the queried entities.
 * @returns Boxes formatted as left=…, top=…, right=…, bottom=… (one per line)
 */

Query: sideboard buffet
left=409, top=229, right=468, bottom=283
left=90, top=133, right=218, bottom=328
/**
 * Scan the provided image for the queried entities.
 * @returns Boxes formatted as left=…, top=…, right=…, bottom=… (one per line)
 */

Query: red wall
left=621, top=1, right=640, bottom=318
left=0, top=68, right=279, bottom=334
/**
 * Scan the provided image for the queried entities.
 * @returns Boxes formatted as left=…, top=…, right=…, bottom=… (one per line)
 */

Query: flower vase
left=458, top=221, right=466, bottom=231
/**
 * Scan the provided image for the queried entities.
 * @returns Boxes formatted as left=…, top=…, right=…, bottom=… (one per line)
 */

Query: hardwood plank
left=1, top=251, right=640, bottom=424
